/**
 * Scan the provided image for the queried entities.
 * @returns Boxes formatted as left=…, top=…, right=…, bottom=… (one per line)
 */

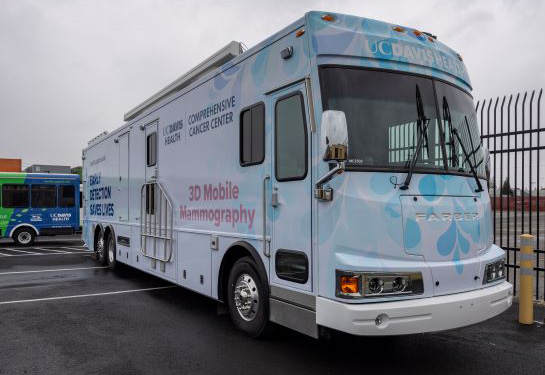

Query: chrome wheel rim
left=108, top=237, right=115, bottom=263
left=17, top=231, right=31, bottom=245
left=234, top=273, right=259, bottom=321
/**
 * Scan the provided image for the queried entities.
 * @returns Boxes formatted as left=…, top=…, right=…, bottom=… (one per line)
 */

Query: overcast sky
left=1, top=0, right=544, bottom=168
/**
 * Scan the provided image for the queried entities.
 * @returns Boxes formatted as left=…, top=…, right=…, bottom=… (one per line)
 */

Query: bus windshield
left=319, top=67, right=485, bottom=177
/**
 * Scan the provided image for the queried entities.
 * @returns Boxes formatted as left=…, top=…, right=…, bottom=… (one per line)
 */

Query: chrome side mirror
left=321, top=110, right=348, bottom=161
left=316, top=110, right=349, bottom=201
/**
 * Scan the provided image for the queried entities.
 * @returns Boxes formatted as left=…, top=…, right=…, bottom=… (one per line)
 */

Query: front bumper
left=316, top=281, right=513, bottom=336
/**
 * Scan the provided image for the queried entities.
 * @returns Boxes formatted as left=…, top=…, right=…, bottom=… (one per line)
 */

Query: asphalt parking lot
left=0, top=235, right=544, bottom=375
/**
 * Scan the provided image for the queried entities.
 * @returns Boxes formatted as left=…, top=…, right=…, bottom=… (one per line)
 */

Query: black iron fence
left=477, top=89, right=544, bottom=301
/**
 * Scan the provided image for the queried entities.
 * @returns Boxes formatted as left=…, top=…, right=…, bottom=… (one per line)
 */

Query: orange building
left=0, top=158, right=22, bottom=172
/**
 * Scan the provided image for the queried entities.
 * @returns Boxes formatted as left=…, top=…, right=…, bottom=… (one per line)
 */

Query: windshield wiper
left=442, top=97, right=484, bottom=193
left=451, top=119, right=484, bottom=193
left=400, top=85, right=430, bottom=190
left=442, top=97, right=459, bottom=168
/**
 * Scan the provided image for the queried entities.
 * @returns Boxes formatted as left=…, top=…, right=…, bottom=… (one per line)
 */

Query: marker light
left=321, top=14, right=335, bottom=22
left=483, top=259, right=506, bottom=284
left=336, top=271, right=424, bottom=299
left=392, top=26, right=405, bottom=32
left=295, top=29, right=305, bottom=38
left=413, top=30, right=423, bottom=36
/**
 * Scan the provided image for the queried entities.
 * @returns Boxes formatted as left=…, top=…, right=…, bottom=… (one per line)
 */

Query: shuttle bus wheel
left=227, top=257, right=269, bottom=337
left=95, top=234, right=107, bottom=266
left=13, top=228, right=36, bottom=246
left=107, top=234, right=117, bottom=270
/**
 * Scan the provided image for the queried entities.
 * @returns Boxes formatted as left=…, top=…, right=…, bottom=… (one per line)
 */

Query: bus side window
left=31, top=184, right=57, bottom=208
left=147, top=132, right=157, bottom=167
left=240, top=103, right=265, bottom=166
left=2, top=184, right=29, bottom=208
left=275, top=93, right=308, bottom=181
left=58, top=185, right=75, bottom=208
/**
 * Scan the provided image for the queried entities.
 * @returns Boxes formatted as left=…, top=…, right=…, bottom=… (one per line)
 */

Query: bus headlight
left=483, top=259, right=506, bottom=284
left=336, top=271, right=424, bottom=299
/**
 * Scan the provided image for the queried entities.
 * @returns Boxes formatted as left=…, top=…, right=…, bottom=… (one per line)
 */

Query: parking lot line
left=0, top=285, right=177, bottom=305
left=0, top=266, right=109, bottom=276
left=33, top=247, right=70, bottom=254
left=0, top=252, right=91, bottom=257
left=2, top=248, right=40, bottom=254
left=60, top=247, right=89, bottom=252
left=0, top=251, right=14, bottom=257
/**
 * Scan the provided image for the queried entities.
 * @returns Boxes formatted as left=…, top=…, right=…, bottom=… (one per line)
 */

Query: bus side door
left=269, top=84, right=312, bottom=292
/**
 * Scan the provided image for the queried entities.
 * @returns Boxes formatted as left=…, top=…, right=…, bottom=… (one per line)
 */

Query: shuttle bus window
left=31, top=184, right=57, bottom=208
left=275, top=92, right=308, bottom=181
left=58, top=185, right=75, bottom=207
left=147, top=132, right=157, bottom=166
left=2, top=184, right=29, bottom=208
left=240, top=103, right=265, bottom=166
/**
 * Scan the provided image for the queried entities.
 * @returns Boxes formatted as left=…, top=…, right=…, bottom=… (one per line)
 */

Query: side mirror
left=321, top=110, right=348, bottom=161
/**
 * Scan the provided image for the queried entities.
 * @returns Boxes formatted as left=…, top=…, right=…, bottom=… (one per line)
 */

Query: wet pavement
left=0, top=235, right=543, bottom=375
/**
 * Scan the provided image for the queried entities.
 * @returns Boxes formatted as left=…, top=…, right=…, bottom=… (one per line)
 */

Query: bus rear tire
left=106, top=234, right=117, bottom=270
left=227, top=256, right=269, bottom=338
left=95, top=234, right=107, bottom=266
left=13, top=228, right=36, bottom=246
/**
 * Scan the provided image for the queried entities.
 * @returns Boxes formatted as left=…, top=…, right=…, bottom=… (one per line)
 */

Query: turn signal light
left=340, top=276, right=359, bottom=294
left=393, top=26, right=405, bottom=32
left=413, top=30, right=423, bottom=36
left=295, top=29, right=305, bottom=37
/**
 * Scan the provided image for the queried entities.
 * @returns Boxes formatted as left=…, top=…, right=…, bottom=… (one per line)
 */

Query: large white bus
left=82, top=11, right=512, bottom=338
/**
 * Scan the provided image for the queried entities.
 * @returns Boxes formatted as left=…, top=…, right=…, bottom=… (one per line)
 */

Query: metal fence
left=477, top=89, right=544, bottom=301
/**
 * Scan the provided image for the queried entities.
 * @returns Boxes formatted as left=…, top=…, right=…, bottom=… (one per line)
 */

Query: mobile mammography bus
left=83, top=11, right=512, bottom=338
left=0, top=172, right=80, bottom=246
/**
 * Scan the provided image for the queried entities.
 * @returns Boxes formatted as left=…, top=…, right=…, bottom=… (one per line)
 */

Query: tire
left=13, top=227, right=36, bottom=246
left=106, top=234, right=118, bottom=270
left=95, top=232, right=107, bottom=266
left=227, top=256, right=269, bottom=337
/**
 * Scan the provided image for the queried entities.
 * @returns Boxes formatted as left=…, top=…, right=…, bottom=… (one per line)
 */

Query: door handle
left=271, top=186, right=279, bottom=207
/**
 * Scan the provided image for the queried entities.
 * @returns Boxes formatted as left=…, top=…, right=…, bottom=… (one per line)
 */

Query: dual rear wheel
left=95, top=232, right=117, bottom=270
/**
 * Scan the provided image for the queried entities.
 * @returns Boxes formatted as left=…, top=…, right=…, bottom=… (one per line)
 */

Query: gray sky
left=1, top=0, right=544, bottom=168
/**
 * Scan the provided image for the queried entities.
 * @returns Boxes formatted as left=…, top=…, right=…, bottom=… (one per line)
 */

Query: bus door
left=269, top=84, right=313, bottom=292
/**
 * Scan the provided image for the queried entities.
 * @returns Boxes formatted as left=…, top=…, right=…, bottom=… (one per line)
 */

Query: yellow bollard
left=518, top=234, right=535, bottom=325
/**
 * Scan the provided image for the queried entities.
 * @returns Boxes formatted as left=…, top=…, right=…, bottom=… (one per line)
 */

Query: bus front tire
left=13, top=228, right=36, bottom=246
left=227, top=256, right=269, bottom=338
left=95, top=234, right=107, bottom=266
